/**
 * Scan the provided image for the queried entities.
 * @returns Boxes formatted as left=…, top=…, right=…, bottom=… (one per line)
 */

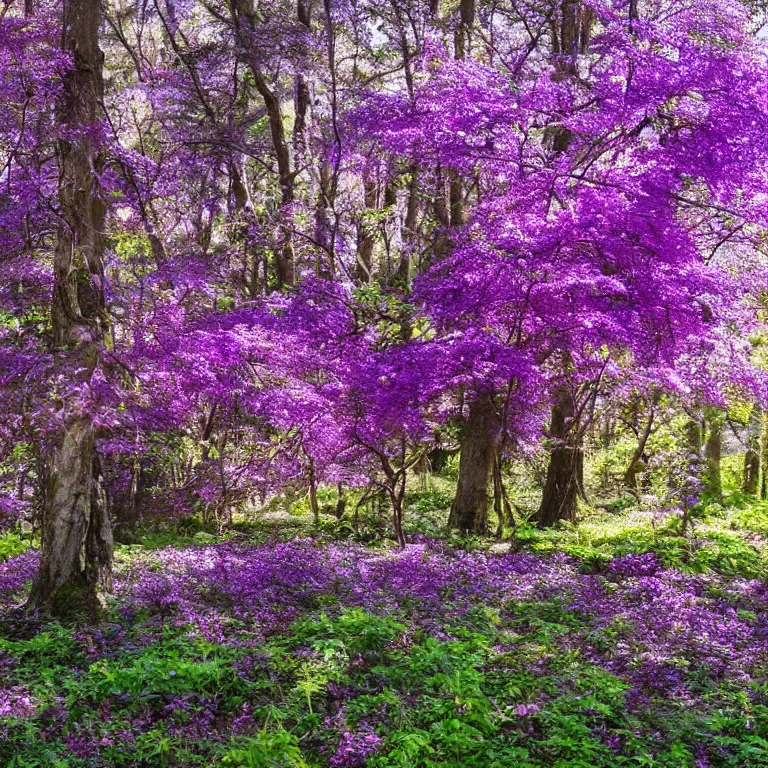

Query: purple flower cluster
left=0, top=551, right=38, bottom=602
left=107, top=539, right=768, bottom=709
left=1, top=537, right=766, bottom=764
left=330, top=726, right=382, bottom=767
left=0, top=686, right=35, bottom=719
left=607, top=553, right=661, bottom=578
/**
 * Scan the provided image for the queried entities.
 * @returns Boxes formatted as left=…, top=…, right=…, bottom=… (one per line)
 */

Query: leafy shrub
left=0, top=532, right=29, bottom=561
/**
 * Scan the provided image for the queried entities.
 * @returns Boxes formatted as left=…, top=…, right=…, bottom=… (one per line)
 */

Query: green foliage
left=0, top=531, right=30, bottom=560
left=288, top=608, right=407, bottom=664
left=404, top=488, right=453, bottom=536
left=0, top=624, right=79, bottom=673
left=3, top=593, right=768, bottom=768
left=88, top=648, right=237, bottom=699
left=506, top=498, right=768, bottom=579
left=221, top=727, right=310, bottom=767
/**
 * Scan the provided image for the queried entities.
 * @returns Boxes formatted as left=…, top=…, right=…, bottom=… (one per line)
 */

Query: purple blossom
left=608, top=553, right=661, bottom=578
left=0, top=686, right=35, bottom=719
left=330, top=726, right=382, bottom=767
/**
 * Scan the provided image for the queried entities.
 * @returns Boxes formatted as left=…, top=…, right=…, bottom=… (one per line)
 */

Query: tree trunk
left=454, top=0, right=475, bottom=60
left=294, top=0, right=311, bottom=157
left=762, top=411, right=768, bottom=500
left=356, top=177, right=377, bottom=282
left=112, top=459, right=142, bottom=544
left=389, top=467, right=407, bottom=548
left=743, top=409, right=760, bottom=495
left=743, top=449, right=759, bottom=495
left=334, top=483, right=346, bottom=519
left=232, top=0, right=296, bottom=288
left=448, top=395, right=498, bottom=534
left=493, top=450, right=515, bottom=539
left=390, top=492, right=406, bottom=548
left=624, top=440, right=645, bottom=495
left=537, top=445, right=582, bottom=527
left=623, top=402, right=655, bottom=496
left=684, top=412, right=703, bottom=456
left=536, top=390, right=583, bottom=527
left=25, top=0, right=113, bottom=617
left=535, top=0, right=594, bottom=529
left=705, top=409, right=723, bottom=503
left=396, top=165, right=419, bottom=283
left=308, top=458, right=319, bottom=527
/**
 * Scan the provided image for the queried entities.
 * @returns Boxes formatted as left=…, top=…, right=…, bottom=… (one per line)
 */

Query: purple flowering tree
left=358, top=0, right=768, bottom=531
left=0, top=0, right=767, bottom=614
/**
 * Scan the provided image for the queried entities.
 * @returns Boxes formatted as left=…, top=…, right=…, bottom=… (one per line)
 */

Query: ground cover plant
left=2, top=516, right=768, bottom=767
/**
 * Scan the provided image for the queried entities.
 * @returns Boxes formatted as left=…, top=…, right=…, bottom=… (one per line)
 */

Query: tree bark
left=355, top=176, right=377, bottom=282
left=294, top=0, right=311, bottom=156
left=684, top=412, right=703, bottom=456
left=623, top=403, right=655, bottom=496
left=493, top=449, right=515, bottom=539
left=743, top=409, right=760, bottom=495
left=26, top=0, right=113, bottom=617
left=335, top=483, right=346, bottom=519
left=396, top=165, right=419, bottom=282
left=448, top=395, right=499, bottom=534
left=231, top=0, right=296, bottom=288
left=445, top=1, right=500, bottom=536
left=536, top=390, right=583, bottom=527
left=454, top=0, right=475, bottom=60
left=704, top=409, right=723, bottom=503
left=743, top=449, right=759, bottom=495
left=111, top=459, right=142, bottom=544
left=308, top=458, right=319, bottom=527
left=762, top=411, right=768, bottom=500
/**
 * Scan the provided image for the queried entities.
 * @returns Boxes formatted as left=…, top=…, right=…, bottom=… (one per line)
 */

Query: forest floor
left=1, top=485, right=768, bottom=767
